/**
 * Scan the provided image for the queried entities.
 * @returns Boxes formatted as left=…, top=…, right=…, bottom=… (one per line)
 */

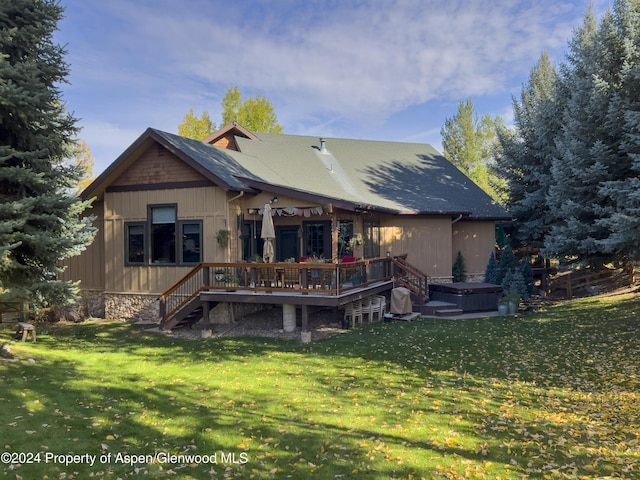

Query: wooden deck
left=158, top=256, right=430, bottom=334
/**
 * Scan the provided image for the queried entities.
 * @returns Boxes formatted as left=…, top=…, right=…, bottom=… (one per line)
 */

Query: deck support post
left=202, top=301, right=211, bottom=329
left=282, top=304, right=296, bottom=332
left=300, top=305, right=311, bottom=343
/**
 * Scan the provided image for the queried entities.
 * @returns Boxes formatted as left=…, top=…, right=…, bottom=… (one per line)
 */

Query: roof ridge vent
left=319, top=138, right=328, bottom=154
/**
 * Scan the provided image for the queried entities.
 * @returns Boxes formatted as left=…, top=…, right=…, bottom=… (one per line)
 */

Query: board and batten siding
left=378, top=216, right=453, bottom=281
left=104, top=186, right=229, bottom=294
left=452, top=221, right=496, bottom=278
left=59, top=200, right=106, bottom=289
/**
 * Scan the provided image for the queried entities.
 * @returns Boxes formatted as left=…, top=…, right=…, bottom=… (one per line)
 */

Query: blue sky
left=55, top=0, right=610, bottom=175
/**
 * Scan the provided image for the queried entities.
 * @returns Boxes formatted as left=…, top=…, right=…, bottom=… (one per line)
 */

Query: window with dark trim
left=338, top=220, right=354, bottom=258
left=124, top=204, right=203, bottom=266
left=241, top=220, right=264, bottom=261
left=180, top=221, right=202, bottom=264
left=125, top=223, right=146, bottom=265
left=150, top=205, right=177, bottom=264
left=363, top=221, right=381, bottom=258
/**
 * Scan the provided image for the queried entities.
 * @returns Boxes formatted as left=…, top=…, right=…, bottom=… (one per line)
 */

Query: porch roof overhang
left=238, top=177, right=475, bottom=218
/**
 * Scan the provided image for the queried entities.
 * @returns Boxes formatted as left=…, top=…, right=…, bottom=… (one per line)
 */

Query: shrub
left=452, top=251, right=467, bottom=283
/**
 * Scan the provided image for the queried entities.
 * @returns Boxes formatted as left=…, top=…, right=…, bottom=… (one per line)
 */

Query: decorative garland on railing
left=248, top=206, right=328, bottom=217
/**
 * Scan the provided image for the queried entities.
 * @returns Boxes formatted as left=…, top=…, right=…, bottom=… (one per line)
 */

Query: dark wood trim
left=106, top=180, right=214, bottom=193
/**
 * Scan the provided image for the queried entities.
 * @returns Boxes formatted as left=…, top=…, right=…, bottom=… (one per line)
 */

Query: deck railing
left=391, top=255, right=430, bottom=302
left=159, top=257, right=394, bottom=321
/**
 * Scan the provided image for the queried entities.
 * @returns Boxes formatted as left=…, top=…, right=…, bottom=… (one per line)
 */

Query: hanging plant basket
left=216, top=229, right=230, bottom=248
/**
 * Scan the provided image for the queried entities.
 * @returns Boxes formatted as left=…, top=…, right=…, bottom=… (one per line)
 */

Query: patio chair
left=361, top=297, right=372, bottom=323
left=369, top=295, right=386, bottom=322
left=344, top=301, right=364, bottom=326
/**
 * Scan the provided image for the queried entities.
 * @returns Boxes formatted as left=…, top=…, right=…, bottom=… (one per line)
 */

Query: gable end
left=110, top=143, right=210, bottom=188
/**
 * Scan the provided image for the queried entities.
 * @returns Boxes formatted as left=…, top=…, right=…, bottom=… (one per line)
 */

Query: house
left=63, top=123, right=510, bottom=324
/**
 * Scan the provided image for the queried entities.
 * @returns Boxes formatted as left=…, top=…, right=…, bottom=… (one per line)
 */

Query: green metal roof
left=232, top=132, right=510, bottom=219
left=84, top=127, right=510, bottom=220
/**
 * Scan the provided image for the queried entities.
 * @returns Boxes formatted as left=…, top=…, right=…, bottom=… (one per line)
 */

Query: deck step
left=421, top=300, right=459, bottom=316
left=435, top=308, right=464, bottom=317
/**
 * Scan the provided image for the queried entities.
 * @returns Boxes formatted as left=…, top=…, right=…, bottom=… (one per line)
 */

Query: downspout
left=225, top=191, right=244, bottom=261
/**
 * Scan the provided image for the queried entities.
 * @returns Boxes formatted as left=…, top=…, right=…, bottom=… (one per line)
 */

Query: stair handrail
left=159, top=263, right=209, bottom=320
left=392, top=255, right=429, bottom=300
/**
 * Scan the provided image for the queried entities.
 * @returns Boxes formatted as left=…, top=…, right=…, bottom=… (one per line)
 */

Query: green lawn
left=1, top=294, right=639, bottom=479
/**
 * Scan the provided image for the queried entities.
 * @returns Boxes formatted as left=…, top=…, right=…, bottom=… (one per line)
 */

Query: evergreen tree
left=0, top=0, right=95, bottom=307
left=452, top=251, right=467, bottom=283
left=496, top=52, right=562, bottom=247
left=519, top=258, right=536, bottom=298
left=502, top=267, right=529, bottom=301
left=496, top=245, right=516, bottom=285
left=545, top=6, right=626, bottom=266
left=594, top=0, right=640, bottom=263
left=496, top=0, right=640, bottom=268
left=484, top=251, right=499, bottom=284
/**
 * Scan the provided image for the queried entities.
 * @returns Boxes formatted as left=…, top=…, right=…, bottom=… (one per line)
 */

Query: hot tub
left=429, top=282, right=502, bottom=312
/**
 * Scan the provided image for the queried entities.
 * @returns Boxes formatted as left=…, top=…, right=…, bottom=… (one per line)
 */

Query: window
left=150, top=205, right=176, bottom=264
left=126, top=223, right=145, bottom=264
left=363, top=221, right=381, bottom=258
left=180, top=222, right=202, bottom=264
left=124, top=204, right=203, bottom=266
left=338, top=220, right=354, bottom=258
left=241, top=220, right=264, bottom=261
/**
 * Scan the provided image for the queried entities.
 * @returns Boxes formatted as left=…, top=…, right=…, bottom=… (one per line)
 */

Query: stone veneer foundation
left=105, top=293, right=159, bottom=322
left=101, top=291, right=274, bottom=326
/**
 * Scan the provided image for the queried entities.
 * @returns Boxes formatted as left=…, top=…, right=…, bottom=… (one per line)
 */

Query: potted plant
left=223, top=271, right=238, bottom=288
left=348, top=233, right=363, bottom=250
left=506, top=291, right=520, bottom=315
left=497, top=297, right=509, bottom=316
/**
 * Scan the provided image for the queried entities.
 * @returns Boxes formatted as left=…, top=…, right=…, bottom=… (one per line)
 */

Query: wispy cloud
left=74, top=0, right=592, bottom=123
left=57, top=0, right=609, bottom=172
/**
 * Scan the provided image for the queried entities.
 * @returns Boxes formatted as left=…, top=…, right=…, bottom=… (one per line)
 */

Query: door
left=303, top=221, right=331, bottom=259
left=276, top=226, right=299, bottom=261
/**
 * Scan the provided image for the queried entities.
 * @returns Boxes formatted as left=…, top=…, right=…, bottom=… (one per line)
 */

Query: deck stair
left=391, top=255, right=430, bottom=314
left=160, top=297, right=215, bottom=331
left=422, top=300, right=463, bottom=317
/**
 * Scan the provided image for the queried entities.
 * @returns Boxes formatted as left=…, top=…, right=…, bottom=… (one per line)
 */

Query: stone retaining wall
left=105, top=293, right=159, bottom=322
